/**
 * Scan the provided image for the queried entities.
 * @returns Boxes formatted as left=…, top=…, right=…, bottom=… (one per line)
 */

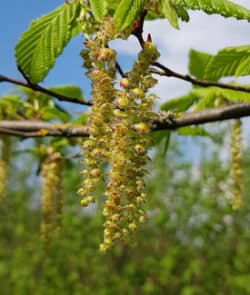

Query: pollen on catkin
left=100, top=40, right=160, bottom=251
left=79, top=19, right=117, bottom=207
left=40, top=150, right=63, bottom=249
left=230, top=119, right=242, bottom=210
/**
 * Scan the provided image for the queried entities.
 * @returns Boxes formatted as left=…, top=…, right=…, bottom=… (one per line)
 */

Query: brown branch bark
left=0, top=121, right=89, bottom=137
left=155, top=103, right=250, bottom=130
left=0, top=103, right=250, bottom=138
left=0, top=74, right=92, bottom=106
left=150, top=64, right=250, bottom=94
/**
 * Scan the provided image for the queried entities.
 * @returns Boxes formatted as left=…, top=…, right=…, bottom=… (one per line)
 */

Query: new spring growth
left=230, top=119, right=242, bottom=210
left=40, top=147, right=63, bottom=250
left=79, top=19, right=117, bottom=208
left=100, top=38, right=160, bottom=251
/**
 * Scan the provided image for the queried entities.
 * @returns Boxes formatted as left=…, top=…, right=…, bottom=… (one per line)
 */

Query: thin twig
left=133, top=20, right=250, bottom=95
left=0, top=74, right=92, bottom=106
left=115, top=62, right=126, bottom=78
left=150, top=63, right=250, bottom=94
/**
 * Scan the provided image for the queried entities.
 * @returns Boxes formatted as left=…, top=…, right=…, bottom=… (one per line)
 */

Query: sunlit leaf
left=15, top=1, right=81, bottom=83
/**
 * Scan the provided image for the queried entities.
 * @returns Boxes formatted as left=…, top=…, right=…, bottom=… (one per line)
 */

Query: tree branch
left=1, top=103, right=250, bottom=138
left=155, top=103, right=250, bottom=130
left=150, top=64, right=250, bottom=94
left=0, top=74, right=92, bottom=106
left=0, top=121, right=89, bottom=137
left=132, top=21, right=250, bottom=94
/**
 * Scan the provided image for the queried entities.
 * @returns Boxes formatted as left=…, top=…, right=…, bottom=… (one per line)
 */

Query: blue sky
left=1, top=0, right=250, bottom=105
left=0, top=1, right=89, bottom=100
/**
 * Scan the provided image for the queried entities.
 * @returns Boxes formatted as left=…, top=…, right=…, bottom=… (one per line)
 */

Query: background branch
left=0, top=121, right=89, bottom=137
left=0, top=74, right=92, bottom=106
left=1, top=103, right=250, bottom=137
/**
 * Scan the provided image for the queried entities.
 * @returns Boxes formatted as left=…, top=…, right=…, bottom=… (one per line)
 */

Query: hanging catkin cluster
left=78, top=19, right=117, bottom=207
left=41, top=149, right=63, bottom=250
left=79, top=18, right=160, bottom=250
left=230, top=119, right=242, bottom=210
left=0, top=136, right=11, bottom=201
left=100, top=41, right=160, bottom=251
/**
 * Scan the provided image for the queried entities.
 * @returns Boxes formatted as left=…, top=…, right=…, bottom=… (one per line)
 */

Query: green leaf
left=174, top=4, right=190, bottom=22
left=192, top=87, right=217, bottom=110
left=15, top=1, right=81, bottom=83
left=50, top=138, right=69, bottom=150
left=205, top=46, right=250, bottom=81
left=159, top=0, right=179, bottom=29
left=48, top=85, right=84, bottom=100
left=71, top=113, right=88, bottom=125
left=189, top=49, right=213, bottom=79
left=174, top=0, right=250, bottom=21
left=40, top=106, right=70, bottom=122
left=190, top=86, right=250, bottom=110
left=114, top=0, right=145, bottom=31
left=177, top=126, right=213, bottom=138
left=161, top=93, right=197, bottom=112
left=89, top=0, right=107, bottom=22
left=0, top=95, right=22, bottom=106
left=214, top=86, right=250, bottom=103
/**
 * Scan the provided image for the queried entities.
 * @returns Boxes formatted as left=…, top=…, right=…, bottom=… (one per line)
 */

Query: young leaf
left=214, top=86, right=250, bottom=103
left=192, top=87, right=217, bottom=110
left=40, top=106, right=70, bottom=123
left=48, top=85, right=84, bottom=100
left=161, top=93, right=197, bottom=112
left=114, top=0, right=145, bottom=31
left=89, top=0, right=107, bottom=22
left=174, top=3, right=190, bottom=22
left=174, top=0, right=250, bottom=21
left=159, top=0, right=179, bottom=29
left=15, top=1, right=81, bottom=83
left=205, top=46, right=250, bottom=81
left=71, top=113, right=88, bottom=125
left=177, top=126, right=213, bottom=138
left=189, top=49, right=213, bottom=80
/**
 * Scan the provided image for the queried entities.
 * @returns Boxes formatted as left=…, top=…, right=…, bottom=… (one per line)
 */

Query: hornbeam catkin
left=100, top=41, right=160, bottom=251
left=41, top=152, right=63, bottom=249
left=80, top=19, right=160, bottom=250
left=78, top=19, right=117, bottom=207
left=230, top=119, right=242, bottom=210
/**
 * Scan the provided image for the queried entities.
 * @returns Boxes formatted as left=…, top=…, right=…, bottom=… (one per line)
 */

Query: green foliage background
left=1, top=136, right=250, bottom=295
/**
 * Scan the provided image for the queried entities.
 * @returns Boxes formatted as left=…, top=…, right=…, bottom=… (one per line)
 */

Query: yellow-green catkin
left=230, top=119, right=242, bottom=210
left=40, top=151, right=63, bottom=249
left=78, top=19, right=117, bottom=207
left=0, top=136, right=11, bottom=201
left=100, top=41, right=160, bottom=251
left=54, top=158, right=64, bottom=231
